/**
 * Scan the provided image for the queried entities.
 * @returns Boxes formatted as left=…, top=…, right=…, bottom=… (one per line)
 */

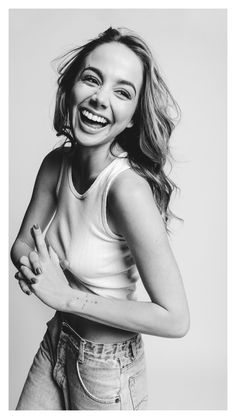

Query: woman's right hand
left=15, top=251, right=42, bottom=295
left=15, top=248, right=69, bottom=296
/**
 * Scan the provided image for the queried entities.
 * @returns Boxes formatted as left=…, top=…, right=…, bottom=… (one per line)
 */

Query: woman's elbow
left=151, top=305, right=190, bottom=338
left=10, top=244, right=16, bottom=265
left=171, top=309, right=190, bottom=338
left=10, top=242, right=19, bottom=267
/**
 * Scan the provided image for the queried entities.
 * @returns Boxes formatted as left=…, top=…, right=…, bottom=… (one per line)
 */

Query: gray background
left=9, top=9, right=227, bottom=409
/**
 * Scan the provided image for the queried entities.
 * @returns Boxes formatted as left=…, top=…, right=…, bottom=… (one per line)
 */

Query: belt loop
left=78, top=339, right=85, bottom=363
left=130, top=340, right=137, bottom=360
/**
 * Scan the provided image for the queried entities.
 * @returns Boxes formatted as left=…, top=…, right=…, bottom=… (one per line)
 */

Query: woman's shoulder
left=107, top=167, right=165, bottom=237
left=108, top=168, right=153, bottom=208
left=37, top=146, right=70, bottom=192
left=43, top=145, right=71, bottom=165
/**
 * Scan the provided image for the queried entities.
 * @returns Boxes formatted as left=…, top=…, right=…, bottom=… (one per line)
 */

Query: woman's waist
left=64, top=272, right=138, bottom=342
left=58, top=313, right=144, bottom=365
left=60, top=311, right=138, bottom=343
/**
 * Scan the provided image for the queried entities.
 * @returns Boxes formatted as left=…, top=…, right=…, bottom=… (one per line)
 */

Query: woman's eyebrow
left=82, top=66, right=103, bottom=79
left=82, top=66, right=136, bottom=95
left=116, top=79, right=136, bottom=95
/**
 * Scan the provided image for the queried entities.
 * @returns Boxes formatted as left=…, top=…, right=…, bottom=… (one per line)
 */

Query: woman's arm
left=66, top=171, right=190, bottom=337
left=10, top=148, right=64, bottom=270
left=21, top=170, right=190, bottom=338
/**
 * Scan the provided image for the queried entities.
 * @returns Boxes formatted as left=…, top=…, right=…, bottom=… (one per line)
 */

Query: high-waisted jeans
left=16, top=312, right=148, bottom=410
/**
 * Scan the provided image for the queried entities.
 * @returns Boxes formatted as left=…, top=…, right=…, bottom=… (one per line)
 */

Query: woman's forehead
left=83, top=42, right=143, bottom=88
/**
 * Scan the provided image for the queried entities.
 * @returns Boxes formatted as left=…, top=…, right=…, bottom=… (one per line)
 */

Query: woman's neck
left=72, top=143, right=123, bottom=179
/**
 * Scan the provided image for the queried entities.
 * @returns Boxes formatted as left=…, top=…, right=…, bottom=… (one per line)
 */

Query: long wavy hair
left=53, top=27, right=181, bottom=228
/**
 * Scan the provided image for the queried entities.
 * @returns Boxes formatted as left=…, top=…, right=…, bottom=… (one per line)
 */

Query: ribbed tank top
left=45, top=151, right=140, bottom=300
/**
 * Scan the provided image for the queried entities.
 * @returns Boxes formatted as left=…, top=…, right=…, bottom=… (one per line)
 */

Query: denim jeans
left=16, top=312, right=148, bottom=410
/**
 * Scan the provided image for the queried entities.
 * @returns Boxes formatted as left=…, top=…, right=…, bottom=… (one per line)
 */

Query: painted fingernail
left=35, top=267, right=42, bottom=275
left=26, top=291, right=31, bottom=295
left=31, top=277, right=38, bottom=284
left=33, top=224, right=39, bottom=230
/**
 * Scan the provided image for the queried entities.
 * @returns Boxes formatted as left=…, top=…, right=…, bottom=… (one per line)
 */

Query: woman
left=11, top=27, right=190, bottom=410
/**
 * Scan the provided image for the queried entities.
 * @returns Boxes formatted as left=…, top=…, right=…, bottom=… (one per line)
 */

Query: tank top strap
left=106, top=161, right=131, bottom=190
left=101, top=155, right=131, bottom=240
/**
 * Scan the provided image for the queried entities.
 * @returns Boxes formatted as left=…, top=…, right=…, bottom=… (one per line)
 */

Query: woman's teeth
left=81, top=109, right=108, bottom=125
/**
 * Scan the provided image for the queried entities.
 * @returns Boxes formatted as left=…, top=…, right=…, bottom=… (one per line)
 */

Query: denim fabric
left=16, top=312, right=148, bottom=410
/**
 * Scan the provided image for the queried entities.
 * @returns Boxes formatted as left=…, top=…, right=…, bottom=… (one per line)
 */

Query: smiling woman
left=10, top=27, right=189, bottom=410
left=69, top=42, right=143, bottom=148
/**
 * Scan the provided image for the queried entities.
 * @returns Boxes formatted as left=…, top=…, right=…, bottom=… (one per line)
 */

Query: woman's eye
left=116, top=90, right=131, bottom=99
left=83, top=75, right=99, bottom=85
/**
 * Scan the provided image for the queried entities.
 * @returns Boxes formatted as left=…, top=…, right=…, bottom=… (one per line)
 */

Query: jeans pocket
left=129, top=366, right=148, bottom=410
left=76, top=358, right=121, bottom=405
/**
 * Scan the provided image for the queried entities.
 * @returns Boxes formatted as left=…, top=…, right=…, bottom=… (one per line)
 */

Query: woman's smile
left=78, top=107, right=111, bottom=132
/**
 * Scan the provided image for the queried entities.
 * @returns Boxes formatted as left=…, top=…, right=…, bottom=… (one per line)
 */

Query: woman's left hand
left=18, top=225, right=74, bottom=311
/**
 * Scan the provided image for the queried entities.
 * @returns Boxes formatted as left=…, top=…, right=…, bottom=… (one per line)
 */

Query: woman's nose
left=90, top=87, right=109, bottom=109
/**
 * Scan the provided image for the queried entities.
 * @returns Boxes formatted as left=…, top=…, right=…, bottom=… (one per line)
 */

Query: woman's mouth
left=79, top=108, right=110, bottom=130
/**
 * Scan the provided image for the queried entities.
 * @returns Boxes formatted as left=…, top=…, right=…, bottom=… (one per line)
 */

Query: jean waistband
left=60, top=320, right=143, bottom=360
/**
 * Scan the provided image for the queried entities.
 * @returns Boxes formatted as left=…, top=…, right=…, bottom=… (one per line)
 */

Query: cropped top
left=45, top=151, right=141, bottom=300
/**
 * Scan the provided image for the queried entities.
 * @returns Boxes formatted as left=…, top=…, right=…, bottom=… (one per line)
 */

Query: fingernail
left=60, top=259, right=70, bottom=271
left=35, top=267, right=42, bottom=275
left=26, top=291, right=31, bottom=295
left=15, top=273, right=19, bottom=279
left=31, top=277, right=38, bottom=284
left=33, top=224, right=39, bottom=230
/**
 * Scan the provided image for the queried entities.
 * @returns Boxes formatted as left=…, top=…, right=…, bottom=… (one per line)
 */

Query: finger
left=18, top=279, right=32, bottom=296
left=15, top=266, right=34, bottom=289
left=20, top=265, right=39, bottom=285
left=16, top=270, right=32, bottom=284
left=59, top=258, right=70, bottom=271
left=18, top=255, right=31, bottom=269
left=48, top=246, right=60, bottom=266
left=31, top=224, right=48, bottom=260
left=28, top=250, right=42, bottom=275
left=44, top=235, right=50, bottom=250
left=15, top=271, right=24, bottom=280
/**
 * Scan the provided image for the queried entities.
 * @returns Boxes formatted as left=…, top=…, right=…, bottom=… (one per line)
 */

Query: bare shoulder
left=107, top=167, right=166, bottom=240
left=108, top=168, right=154, bottom=207
left=14, top=147, right=70, bottom=244
left=40, top=146, right=65, bottom=175
left=36, top=146, right=68, bottom=192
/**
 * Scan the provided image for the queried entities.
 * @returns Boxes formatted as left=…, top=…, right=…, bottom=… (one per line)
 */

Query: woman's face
left=69, top=42, right=143, bottom=148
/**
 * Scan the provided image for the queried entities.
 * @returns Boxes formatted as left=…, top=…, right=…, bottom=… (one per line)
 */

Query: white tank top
left=45, top=151, right=140, bottom=300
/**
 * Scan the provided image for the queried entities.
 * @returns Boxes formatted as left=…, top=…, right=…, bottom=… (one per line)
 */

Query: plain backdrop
left=9, top=9, right=227, bottom=410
